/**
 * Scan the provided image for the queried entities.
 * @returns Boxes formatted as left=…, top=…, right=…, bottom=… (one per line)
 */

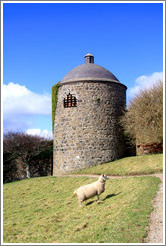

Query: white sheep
left=73, top=174, right=109, bottom=206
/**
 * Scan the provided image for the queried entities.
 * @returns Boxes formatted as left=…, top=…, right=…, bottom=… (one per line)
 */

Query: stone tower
left=53, top=54, right=127, bottom=176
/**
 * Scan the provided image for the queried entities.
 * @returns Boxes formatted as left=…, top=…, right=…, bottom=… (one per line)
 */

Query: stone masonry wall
left=53, top=81, right=126, bottom=176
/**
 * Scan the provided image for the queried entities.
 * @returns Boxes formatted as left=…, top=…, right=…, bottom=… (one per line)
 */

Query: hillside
left=3, top=154, right=163, bottom=243
left=74, top=153, right=163, bottom=176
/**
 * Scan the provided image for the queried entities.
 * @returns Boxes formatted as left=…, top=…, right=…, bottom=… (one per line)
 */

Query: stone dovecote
left=53, top=54, right=127, bottom=176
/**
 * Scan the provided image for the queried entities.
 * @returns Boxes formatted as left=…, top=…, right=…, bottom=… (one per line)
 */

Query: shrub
left=121, top=81, right=163, bottom=145
left=3, top=132, right=53, bottom=182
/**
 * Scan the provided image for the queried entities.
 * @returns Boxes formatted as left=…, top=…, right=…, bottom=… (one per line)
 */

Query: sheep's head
left=98, top=174, right=109, bottom=182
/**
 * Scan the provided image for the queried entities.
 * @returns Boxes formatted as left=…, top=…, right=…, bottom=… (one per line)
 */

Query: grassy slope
left=3, top=175, right=161, bottom=243
left=74, top=154, right=163, bottom=176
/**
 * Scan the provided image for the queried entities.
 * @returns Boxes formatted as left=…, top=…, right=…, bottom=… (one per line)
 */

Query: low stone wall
left=136, top=143, right=163, bottom=155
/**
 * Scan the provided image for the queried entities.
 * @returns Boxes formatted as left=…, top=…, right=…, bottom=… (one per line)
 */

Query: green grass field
left=3, top=175, right=161, bottom=243
left=74, top=154, right=163, bottom=176
left=3, top=154, right=163, bottom=243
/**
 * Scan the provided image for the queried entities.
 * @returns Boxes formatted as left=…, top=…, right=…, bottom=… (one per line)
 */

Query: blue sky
left=3, top=2, right=164, bottom=138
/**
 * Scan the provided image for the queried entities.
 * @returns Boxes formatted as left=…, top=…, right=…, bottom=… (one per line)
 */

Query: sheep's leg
left=78, top=201, right=82, bottom=207
left=97, top=193, right=103, bottom=203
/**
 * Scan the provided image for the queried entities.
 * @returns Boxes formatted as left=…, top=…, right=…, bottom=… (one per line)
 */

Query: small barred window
left=63, top=93, right=77, bottom=108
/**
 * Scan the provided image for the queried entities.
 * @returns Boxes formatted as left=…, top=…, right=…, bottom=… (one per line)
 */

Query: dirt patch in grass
left=144, top=173, right=163, bottom=243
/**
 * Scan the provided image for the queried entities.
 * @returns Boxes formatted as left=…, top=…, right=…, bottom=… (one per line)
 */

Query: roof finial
left=84, top=53, right=94, bottom=64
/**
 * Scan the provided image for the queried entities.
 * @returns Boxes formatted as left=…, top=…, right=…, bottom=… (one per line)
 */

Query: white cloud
left=3, top=82, right=52, bottom=132
left=26, top=129, right=53, bottom=139
left=3, top=82, right=51, bottom=116
left=128, top=72, right=163, bottom=99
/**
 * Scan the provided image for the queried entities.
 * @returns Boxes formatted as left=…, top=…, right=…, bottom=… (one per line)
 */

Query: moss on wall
left=52, top=82, right=60, bottom=132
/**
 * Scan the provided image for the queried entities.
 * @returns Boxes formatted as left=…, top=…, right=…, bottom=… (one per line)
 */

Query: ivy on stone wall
left=52, top=82, right=60, bottom=132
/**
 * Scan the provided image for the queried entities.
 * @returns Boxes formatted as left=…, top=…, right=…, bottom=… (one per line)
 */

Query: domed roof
left=60, top=54, right=120, bottom=84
